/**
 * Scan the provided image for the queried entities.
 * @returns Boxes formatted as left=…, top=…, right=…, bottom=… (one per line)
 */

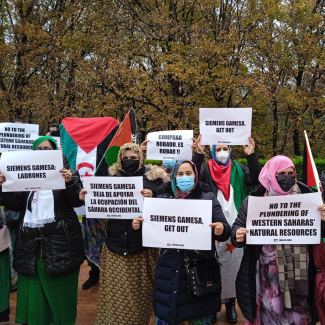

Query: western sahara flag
left=60, top=117, right=118, bottom=179
left=215, top=161, right=248, bottom=299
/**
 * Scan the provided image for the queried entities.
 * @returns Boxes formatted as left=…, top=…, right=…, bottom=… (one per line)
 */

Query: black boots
left=82, top=266, right=100, bottom=289
left=225, top=297, right=238, bottom=324
left=211, top=313, right=217, bottom=323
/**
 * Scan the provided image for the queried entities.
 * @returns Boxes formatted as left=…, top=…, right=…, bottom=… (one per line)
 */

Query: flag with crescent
left=60, top=117, right=119, bottom=179
left=59, top=117, right=118, bottom=267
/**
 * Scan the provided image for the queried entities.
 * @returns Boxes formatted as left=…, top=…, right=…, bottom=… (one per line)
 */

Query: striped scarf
left=266, top=184, right=309, bottom=309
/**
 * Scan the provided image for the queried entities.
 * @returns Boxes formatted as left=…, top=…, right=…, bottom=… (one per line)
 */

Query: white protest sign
left=142, top=198, right=212, bottom=250
left=0, top=151, right=65, bottom=192
left=199, top=107, right=252, bottom=145
left=83, top=176, right=143, bottom=219
left=146, top=130, right=194, bottom=160
left=246, top=192, right=322, bottom=245
left=0, top=123, right=39, bottom=152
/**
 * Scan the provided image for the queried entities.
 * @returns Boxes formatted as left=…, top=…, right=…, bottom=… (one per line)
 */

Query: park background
left=0, top=0, right=324, bottom=159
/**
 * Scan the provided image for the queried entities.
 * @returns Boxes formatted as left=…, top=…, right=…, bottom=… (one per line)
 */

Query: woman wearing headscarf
left=231, top=155, right=325, bottom=325
left=133, top=159, right=231, bottom=325
left=80, top=142, right=166, bottom=325
left=0, top=207, right=11, bottom=323
left=192, top=136, right=261, bottom=323
left=0, top=136, right=84, bottom=325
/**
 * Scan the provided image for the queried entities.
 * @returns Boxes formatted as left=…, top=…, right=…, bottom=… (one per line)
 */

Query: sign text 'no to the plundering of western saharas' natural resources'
left=246, top=192, right=322, bottom=245
left=0, top=123, right=39, bottom=152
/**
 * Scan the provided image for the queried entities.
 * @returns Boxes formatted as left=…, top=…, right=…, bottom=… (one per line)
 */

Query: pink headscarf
left=258, top=155, right=296, bottom=196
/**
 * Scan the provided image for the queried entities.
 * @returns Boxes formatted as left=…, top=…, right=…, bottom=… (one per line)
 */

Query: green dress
left=16, top=259, right=80, bottom=325
left=0, top=248, right=11, bottom=322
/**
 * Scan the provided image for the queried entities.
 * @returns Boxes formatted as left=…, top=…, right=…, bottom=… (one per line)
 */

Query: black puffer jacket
left=105, top=163, right=167, bottom=256
left=193, top=152, right=261, bottom=193
left=153, top=182, right=231, bottom=325
left=231, top=181, right=325, bottom=324
left=0, top=156, right=84, bottom=276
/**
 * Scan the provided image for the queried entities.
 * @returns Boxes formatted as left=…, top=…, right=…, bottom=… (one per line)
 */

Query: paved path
left=5, top=261, right=245, bottom=325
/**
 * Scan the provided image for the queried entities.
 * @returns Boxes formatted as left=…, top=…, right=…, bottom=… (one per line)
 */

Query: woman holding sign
left=231, top=155, right=325, bottom=325
left=133, top=159, right=231, bottom=325
left=192, top=136, right=261, bottom=324
left=79, top=142, right=166, bottom=325
left=0, top=136, right=84, bottom=325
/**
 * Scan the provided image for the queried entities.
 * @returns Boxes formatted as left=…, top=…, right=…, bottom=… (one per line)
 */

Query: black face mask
left=121, top=159, right=140, bottom=174
left=276, top=175, right=296, bottom=192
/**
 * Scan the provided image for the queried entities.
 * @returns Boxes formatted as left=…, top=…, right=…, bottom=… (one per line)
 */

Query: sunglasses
left=35, top=147, right=53, bottom=150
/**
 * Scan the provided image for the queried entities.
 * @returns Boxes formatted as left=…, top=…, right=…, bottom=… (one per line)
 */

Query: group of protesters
left=1, top=128, right=325, bottom=325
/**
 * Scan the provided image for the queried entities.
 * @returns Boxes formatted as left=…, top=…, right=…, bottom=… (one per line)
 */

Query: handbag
left=5, top=210, right=21, bottom=228
left=184, top=250, right=222, bottom=297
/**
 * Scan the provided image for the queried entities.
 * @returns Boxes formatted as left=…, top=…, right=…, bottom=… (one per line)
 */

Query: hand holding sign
left=141, top=189, right=153, bottom=197
left=79, top=188, right=87, bottom=201
left=191, top=134, right=205, bottom=154
left=209, top=222, right=224, bottom=236
left=0, top=173, right=6, bottom=186
left=236, top=228, right=249, bottom=243
left=140, top=140, right=149, bottom=155
left=133, top=217, right=144, bottom=230
left=60, top=168, right=72, bottom=182
left=317, top=204, right=325, bottom=221
left=242, top=137, right=255, bottom=155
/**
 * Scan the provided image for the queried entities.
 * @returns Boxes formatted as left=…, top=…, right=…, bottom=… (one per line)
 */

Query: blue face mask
left=176, top=176, right=195, bottom=193
left=163, top=159, right=176, bottom=170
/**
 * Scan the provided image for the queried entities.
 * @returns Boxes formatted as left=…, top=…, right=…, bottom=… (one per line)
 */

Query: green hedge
left=146, top=156, right=325, bottom=181
left=145, top=159, right=162, bottom=165
left=145, top=157, right=325, bottom=195
left=237, top=156, right=325, bottom=182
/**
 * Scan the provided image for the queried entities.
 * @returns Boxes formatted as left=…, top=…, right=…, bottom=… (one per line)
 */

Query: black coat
left=193, top=152, right=261, bottom=196
left=105, top=163, right=167, bottom=256
left=0, top=157, right=84, bottom=276
left=153, top=181, right=231, bottom=325
left=231, top=181, right=325, bottom=324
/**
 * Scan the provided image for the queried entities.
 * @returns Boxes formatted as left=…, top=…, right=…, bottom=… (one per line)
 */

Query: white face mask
left=216, top=150, right=229, bottom=164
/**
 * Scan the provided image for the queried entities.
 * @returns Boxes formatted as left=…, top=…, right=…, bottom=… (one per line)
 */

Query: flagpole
left=304, top=130, right=321, bottom=192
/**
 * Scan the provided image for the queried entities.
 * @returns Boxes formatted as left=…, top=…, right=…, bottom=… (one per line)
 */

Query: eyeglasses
left=35, top=147, right=53, bottom=150
left=275, top=174, right=297, bottom=181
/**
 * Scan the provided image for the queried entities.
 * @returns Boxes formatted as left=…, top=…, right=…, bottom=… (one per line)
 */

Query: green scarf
left=32, top=136, right=58, bottom=150
left=230, top=160, right=248, bottom=212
